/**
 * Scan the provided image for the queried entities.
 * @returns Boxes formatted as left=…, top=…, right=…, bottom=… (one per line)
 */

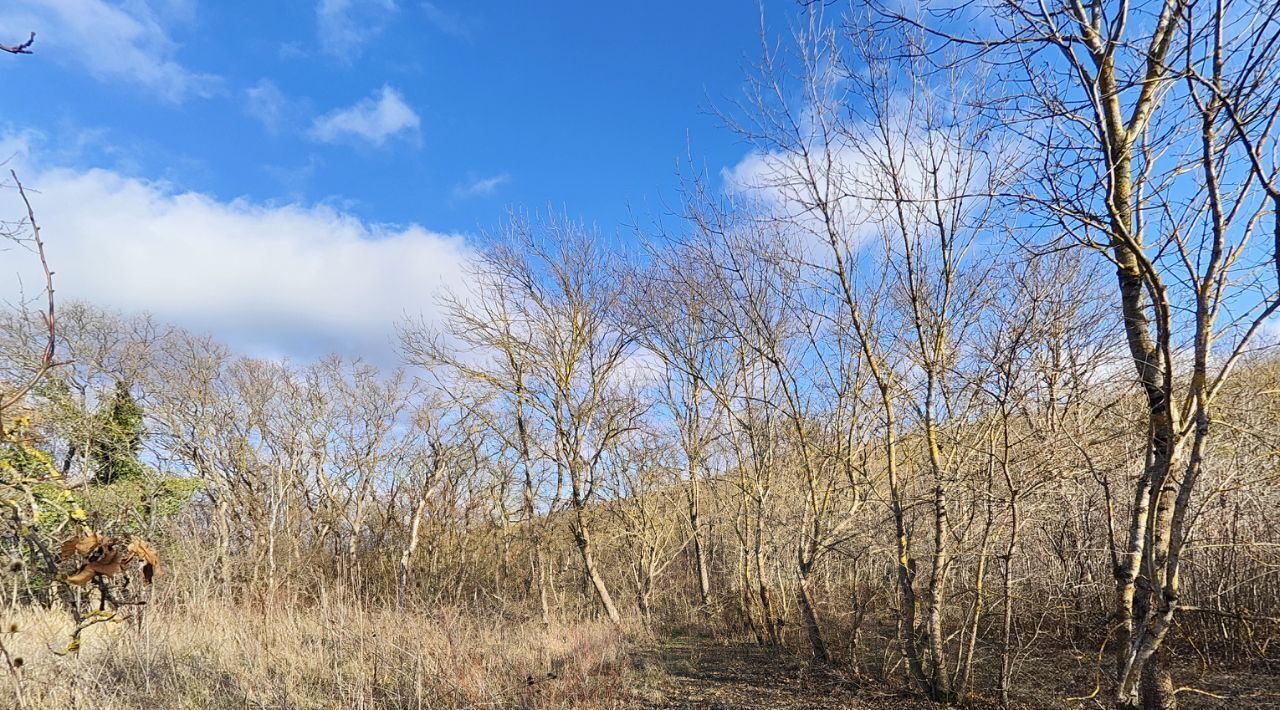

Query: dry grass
left=0, top=594, right=636, bottom=709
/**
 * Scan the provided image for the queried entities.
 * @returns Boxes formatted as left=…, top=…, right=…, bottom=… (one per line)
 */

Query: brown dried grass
left=1, top=593, right=635, bottom=709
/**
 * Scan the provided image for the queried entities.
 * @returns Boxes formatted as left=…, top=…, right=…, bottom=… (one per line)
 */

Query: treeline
left=0, top=216, right=1274, bottom=704
left=2, top=0, right=1280, bottom=708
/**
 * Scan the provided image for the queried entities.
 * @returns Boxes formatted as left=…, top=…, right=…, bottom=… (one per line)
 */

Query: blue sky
left=1, top=1, right=785, bottom=233
left=0, top=1, right=805, bottom=362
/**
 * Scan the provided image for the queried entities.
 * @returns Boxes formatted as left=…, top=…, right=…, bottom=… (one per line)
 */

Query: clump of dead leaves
left=58, top=531, right=158, bottom=587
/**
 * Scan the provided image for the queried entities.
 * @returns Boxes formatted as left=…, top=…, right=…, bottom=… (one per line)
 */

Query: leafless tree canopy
left=2, top=2, right=1280, bottom=708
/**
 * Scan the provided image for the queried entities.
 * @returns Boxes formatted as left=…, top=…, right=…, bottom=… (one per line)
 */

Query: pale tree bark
left=864, top=0, right=1280, bottom=704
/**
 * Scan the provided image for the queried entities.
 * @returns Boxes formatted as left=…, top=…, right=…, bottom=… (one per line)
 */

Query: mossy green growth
left=0, top=418, right=87, bottom=594
left=78, top=472, right=203, bottom=534
left=89, top=380, right=148, bottom=485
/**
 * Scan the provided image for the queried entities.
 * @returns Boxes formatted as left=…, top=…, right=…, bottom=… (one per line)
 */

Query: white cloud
left=450, top=173, right=509, bottom=200
left=0, top=134, right=472, bottom=363
left=722, top=128, right=900, bottom=240
left=422, top=2, right=470, bottom=38
left=0, top=0, right=218, bottom=102
left=244, top=79, right=290, bottom=132
left=309, top=85, right=421, bottom=147
left=722, top=116, right=1010, bottom=257
left=316, top=0, right=396, bottom=58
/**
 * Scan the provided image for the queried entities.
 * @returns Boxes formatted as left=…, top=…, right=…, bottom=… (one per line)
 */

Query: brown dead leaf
left=59, top=533, right=102, bottom=560
left=66, top=566, right=95, bottom=586
left=58, top=531, right=160, bottom=585
left=88, top=549, right=123, bottom=577
left=126, top=537, right=159, bottom=583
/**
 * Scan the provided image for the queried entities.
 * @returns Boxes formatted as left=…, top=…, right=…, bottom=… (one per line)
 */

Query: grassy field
left=2, top=596, right=633, bottom=709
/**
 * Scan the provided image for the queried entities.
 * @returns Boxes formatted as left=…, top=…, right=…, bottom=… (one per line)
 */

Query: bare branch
left=0, top=32, right=35, bottom=55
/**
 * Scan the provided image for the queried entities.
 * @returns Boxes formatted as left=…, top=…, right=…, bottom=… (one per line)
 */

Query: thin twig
left=0, top=170, right=56, bottom=414
left=1173, top=687, right=1226, bottom=699
left=0, top=33, right=35, bottom=55
left=1178, top=605, right=1280, bottom=625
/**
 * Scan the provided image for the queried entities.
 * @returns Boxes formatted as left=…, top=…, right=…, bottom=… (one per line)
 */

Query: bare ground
left=628, top=636, right=933, bottom=709
left=622, top=635, right=1277, bottom=709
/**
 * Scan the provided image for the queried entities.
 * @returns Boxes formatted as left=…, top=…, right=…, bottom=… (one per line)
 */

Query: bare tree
left=862, top=0, right=1280, bottom=703
left=406, top=214, right=639, bottom=624
left=625, top=241, right=736, bottom=611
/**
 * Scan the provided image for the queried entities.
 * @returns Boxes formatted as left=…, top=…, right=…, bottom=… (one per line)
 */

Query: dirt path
left=632, top=637, right=928, bottom=709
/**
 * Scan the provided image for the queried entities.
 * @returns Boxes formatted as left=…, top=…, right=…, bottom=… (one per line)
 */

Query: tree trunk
left=999, top=489, right=1020, bottom=707
left=688, top=475, right=712, bottom=608
left=797, top=567, right=830, bottom=664
left=397, top=493, right=426, bottom=610
left=884, top=402, right=930, bottom=695
left=1116, top=424, right=1179, bottom=705
left=572, top=513, right=621, bottom=624
left=925, top=479, right=954, bottom=702
left=957, top=499, right=992, bottom=699
left=754, top=506, right=781, bottom=645
left=1140, top=648, right=1177, bottom=710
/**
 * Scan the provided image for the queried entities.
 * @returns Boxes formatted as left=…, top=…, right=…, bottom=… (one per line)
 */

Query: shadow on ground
left=630, top=636, right=931, bottom=709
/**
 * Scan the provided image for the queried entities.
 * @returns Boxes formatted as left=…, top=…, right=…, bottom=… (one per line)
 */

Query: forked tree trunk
left=1115, top=415, right=1180, bottom=706
left=754, top=508, right=781, bottom=646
